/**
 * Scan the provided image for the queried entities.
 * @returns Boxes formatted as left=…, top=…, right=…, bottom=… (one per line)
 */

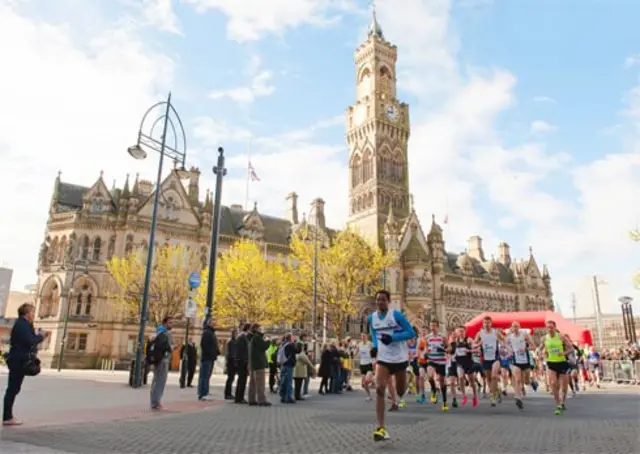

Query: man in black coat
left=197, top=319, right=219, bottom=400
left=224, top=328, right=238, bottom=399
left=234, top=323, right=251, bottom=404
left=179, top=338, right=197, bottom=388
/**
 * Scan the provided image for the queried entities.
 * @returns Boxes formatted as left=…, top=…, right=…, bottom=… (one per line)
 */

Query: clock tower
left=345, top=3, right=411, bottom=247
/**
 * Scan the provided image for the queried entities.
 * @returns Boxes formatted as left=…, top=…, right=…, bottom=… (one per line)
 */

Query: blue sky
left=0, top=0, right=639, bottom=317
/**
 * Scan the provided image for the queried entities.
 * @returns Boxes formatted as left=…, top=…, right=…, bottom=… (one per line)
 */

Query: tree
left=289, top=229, right=396, bottom=339
left=106, top=244, right=200, bottom=326
left=195, top=240, right=296, bottom=327
left=631, top=230, right=640, bottom=289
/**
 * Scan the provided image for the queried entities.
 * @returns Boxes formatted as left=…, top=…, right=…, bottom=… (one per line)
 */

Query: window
left=66, top=333, right=88, bottom=351
left=77, top=333, right=88, bottom=351
left=91, top=199, right=103, bottom=213
left=92, top=237, right=101, bottom=261
left=80, top=236, right=90, bottom=260
left=85, top=293, right=92, bottom=315
left=67, top=333, right=78, bottom=350
left=75, top=293, right=82, bottom=315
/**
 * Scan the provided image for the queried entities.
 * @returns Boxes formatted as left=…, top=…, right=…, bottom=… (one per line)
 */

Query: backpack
left=277, top=342, right=290, bottom=365
left=146, top=333, right=167, bottom=365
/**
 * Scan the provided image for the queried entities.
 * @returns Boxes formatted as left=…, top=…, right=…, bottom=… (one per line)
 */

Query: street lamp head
left=218, top=147, right=224, bottom=156
left=619, top=296, right=633, bottom=305
left=127, top=144, right=147, bottom=160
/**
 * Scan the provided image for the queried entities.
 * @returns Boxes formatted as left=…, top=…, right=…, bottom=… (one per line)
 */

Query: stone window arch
left=362, top=150, right=373, bottom=182
left=79, top=235, right=90, bottom=260
left=92, top=237, right=102, bottom=262
left=351, top=154, right=362, bottom=188
left=107, top=235, right=116, bottom=260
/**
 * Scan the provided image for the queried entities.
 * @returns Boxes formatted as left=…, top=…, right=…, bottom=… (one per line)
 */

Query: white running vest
left=371, top=310, right=408, bottom=364
left=479, top=329, right=498, bottom=361
left=359, top=341, right=372, bottom=365
left=508, top=333, right=528, bottom=364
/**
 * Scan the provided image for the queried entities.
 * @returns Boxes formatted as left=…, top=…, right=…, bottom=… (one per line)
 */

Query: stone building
left=31, top=9, right=552, bottom=369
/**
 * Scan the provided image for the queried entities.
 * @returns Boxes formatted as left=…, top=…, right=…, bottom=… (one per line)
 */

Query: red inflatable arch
left=464, top=311, right=593, bottom=346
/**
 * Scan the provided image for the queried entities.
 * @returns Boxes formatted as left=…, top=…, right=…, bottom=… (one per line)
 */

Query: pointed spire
left=122, top=173, right=131, bottom=197
left=253, top=201, right=258, bottom=213
left=368, top=0, right=384, bottom=38
left=529, top=245, right=533, bottom=256
left=542, top=264, right=550, bottom=279
left=99, top=169, right=104, bottom=179
left=204, top=189, right=213, bottom=213
left=132, top=173, right=140, bottom=197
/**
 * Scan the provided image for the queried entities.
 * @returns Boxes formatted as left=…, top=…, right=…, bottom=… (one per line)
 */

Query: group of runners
left=355, top=289, right=601, bottom=442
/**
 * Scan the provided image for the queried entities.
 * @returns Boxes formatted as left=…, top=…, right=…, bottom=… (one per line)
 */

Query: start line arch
left=464, top=311, right=593, bottom=346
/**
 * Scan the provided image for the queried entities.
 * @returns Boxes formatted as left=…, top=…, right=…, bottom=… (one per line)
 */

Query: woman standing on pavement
left=3, top=303, right=46, bottom=426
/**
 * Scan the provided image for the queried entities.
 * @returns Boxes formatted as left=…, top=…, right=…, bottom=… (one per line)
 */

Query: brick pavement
left=1, top=376, right=638, bottom=454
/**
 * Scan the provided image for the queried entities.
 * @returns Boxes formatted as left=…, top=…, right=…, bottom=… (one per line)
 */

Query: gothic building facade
left=32, top=10, right=552, bottom=369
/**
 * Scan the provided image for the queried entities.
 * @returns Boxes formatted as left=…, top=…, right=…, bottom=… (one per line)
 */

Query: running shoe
left=429, top=392, right=438, bottom=404
left=531, top=380, right=538, bottom=392
left=561, top=403, right=566, bottom=411
left=515, top=398, right=523, bottom=410
left=442, top=403, right=449, bottom=412
left=398, top=399, right=407, bottom=408
left=452, top=398, right=458, bottom=408
left=554, top=406, right=563, bottom=416
left=418, top=395, right=426, bottom=404
left=472, top=395, right=479, bottom=407
left=461, top=395, right=468, bottom=406
left=389, top=403, right=399, bottom=412
left=373, top=427, right=390, bottom=441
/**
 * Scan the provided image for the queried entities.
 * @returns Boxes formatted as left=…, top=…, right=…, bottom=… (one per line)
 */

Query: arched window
left=92, top=237, right=101, bottom=262
left=85, top=293, right=92, bottom=315
left=91, top=199, right=103, bottom=213
left=80, top=236, right=90, bottom=260
left=351, top=155, right=362, bottom=188
left=362, top=151, right=373, bottom=182
left=107, top=236, right=116, bottom=260
left=75, top=293, right=83, bottom=316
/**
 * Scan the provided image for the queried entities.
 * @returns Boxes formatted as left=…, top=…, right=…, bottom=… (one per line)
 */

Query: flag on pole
left=248, top=161, right=260, bottom=182
left=443, top=214, right=449, bottom=224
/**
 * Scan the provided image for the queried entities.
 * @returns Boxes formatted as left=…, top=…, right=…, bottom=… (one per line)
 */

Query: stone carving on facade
left=38, top=239, right=49, bottom=267
left=405, top=268, right=429, bottom=296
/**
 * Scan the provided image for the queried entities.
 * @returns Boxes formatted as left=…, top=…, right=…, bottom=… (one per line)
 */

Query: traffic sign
left=188, top=272, right=201, bottom=289
left=185, top=298, right=197, bottom=318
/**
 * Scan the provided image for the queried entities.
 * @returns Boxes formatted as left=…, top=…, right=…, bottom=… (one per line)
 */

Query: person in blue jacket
left=369, top=290, right=415, bottom=442
left=3, top=303, right=46, bottom=426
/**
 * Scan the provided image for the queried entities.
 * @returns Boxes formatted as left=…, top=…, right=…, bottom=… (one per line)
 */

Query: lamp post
left=57, top=259, right=89, bottom=371
left=619, top=296, right=635, bottom=344
left=128, top=92, right=188, bottom=388
left=203, top=147, right=227, bottom=327
left=591, top=275, right=606, bottom=348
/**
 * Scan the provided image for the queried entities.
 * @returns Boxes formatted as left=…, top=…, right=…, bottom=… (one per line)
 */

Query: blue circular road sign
left=188, top=272, right=201, bottom=288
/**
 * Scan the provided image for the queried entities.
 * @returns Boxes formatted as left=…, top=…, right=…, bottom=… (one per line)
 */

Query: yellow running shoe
left=429, top=392, right=437, bottom=404
left=398, top=399, right=407, bottom=408
left=373, top=427, right=390, bottom=441
left=442, top=403, right=449, bottom=412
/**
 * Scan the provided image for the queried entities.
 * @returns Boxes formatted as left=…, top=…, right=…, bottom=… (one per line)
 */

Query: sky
left=0, top=0, right=639, bottom=317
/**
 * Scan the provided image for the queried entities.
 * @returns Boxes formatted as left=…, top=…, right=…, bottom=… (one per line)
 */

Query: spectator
left=293, top=342, right=315, bottom=401
left=3, top=303, right=45, bottom=426
left=224, top=328, right=237, bottom=400
left=248, top=323, right=271, bottom=406
left=149, top=316, right=175, bottom=411
left=198, top=318, right=219, bottom=401
left=278, top=333, right=296, bottom=404
left=318, top=344, right=332, bottom=395
left=234, top=323, right=251, bottom=404
left=266, top=338, right=279, bottom=393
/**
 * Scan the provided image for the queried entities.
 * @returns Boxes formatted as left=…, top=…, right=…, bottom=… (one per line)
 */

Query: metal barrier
left=99, top=358, right=116, bottom=371
left=600, top=360, right=638, bottom=384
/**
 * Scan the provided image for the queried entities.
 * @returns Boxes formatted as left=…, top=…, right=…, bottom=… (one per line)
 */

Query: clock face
left=386, top=104, right=399, bottom=121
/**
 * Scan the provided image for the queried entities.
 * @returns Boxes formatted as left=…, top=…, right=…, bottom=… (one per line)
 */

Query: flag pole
left=244, top=138, right=252, bottom=210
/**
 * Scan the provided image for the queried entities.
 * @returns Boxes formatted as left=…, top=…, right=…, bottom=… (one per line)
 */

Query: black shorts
left=427, top=361, right=446, bottom=377
left=377, top=361, right=408, bottom=375
left=472, top=363, right=484, bottom=374
left=482, top=359, right=498, bottom=371
left=410, top=360, right=419, bottom=375
left=512, top=362, right=530, bottom=371
left=360, top=363, right=373, bottom=375
left=457, top=361, right=474, bottom=375
left=547, top=361, right=569, bottom=375
left=448, top=363, right=458, bottom=378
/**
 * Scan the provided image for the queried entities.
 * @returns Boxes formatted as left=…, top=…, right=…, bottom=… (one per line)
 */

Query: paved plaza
left=0, top=370, right=638, bottom=453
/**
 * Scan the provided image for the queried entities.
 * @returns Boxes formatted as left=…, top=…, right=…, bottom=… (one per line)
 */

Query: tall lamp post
left=57, top=259, right=89, bottom=371
left=302, top=216, right=320, bottom=357
left=591, top=275, right=606, bottom=348
left=128, top=92, right=188, bottom=388
left=203, top=147, right=227, bottom=327
left=619, top=296, right=636, bottom=344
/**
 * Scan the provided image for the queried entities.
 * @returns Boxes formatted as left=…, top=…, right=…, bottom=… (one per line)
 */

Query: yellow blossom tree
left=289, top=229, right=396, bottom=339
left=195, top=240, right=296, bottom=327
left=106, top=244, right=201, bottom=326
left=630, top=230, right=640, bottom=289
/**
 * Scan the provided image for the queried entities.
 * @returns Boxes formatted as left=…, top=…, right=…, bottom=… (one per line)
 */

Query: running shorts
left=360, top=363, right=373, bottom=375
left=500, top=359, right=511, bottom=369
left=472, top=363, right=484, bottom=374
left=457, top=361, right=474, bottom=375
left=447, top=363, right=458, bottom=378
left=482, top=359, right=498, bottom=371
left=427, top=361, right=447, bottom=377
left=410, top=359, right=419, bottom=376
left=547, top=361, right=569, bottom=375
left=376, top=360, right=408, bottom=375
left=512, top=362, right=530, bottom=371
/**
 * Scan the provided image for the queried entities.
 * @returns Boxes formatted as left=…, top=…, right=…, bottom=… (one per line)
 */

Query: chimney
left=467, top=235, right=485, bottom=262
left=309, top=198, right=326, bottom=229
left=286, top=192, right=299, bottom=225
left=188, top=166, right=200, bottom=204
left=497, top=241, right=511, bottom=266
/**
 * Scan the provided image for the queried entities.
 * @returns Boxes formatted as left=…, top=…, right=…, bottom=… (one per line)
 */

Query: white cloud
left=533, top=95, right=556, bottom=104
left=142, top=0, right=182, bottom=35
left=530, top=120, right=557, bottom=134
left=209, top=55, right=275, bottom=104
left=0, top=2, right=174, bottom=288
left=624, top=53, right=640, bottom=69
left=184, top=0, right=354, bottom=42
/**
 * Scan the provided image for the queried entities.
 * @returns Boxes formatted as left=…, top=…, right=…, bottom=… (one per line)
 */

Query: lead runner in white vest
left=507, top=321, right=535, bottom=409
left=368, top=290, right=415, bottom=443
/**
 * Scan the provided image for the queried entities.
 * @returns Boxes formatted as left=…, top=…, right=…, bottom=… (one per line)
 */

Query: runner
left=471, top=342, right=486, bottom=397
left=498, top=339, right=512, bottom=399
left=566, top=341, right=579, bottom=397
left=543, top=320, right=572, bottom=415
left=369, top=290, right=415, bottom=442
left=586, top=346, right=601, bottom=388
left=474, top=316, right=504, bottom=407
left=356, top=333, right=374, bottom=401
left=407, top=335, right=419, bottom=398
left=447, top=331, right=459, bottom=408
left=425, top=319, right=450, bottom=411
left=451, top=325, right=479, bottom=407
left=416, top=328, right=428, bottom=403
left=507, top=321, right=535, bottom=410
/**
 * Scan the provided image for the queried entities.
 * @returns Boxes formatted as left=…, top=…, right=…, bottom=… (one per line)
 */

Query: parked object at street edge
left=3, top=303, right=47, bottom=426
left=198, top=318, right=219, bottom=400
left=147, top=316, right=175, bottom=411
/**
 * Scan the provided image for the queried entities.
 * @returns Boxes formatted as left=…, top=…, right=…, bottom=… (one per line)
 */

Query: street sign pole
left=180, top=272, right=201, bottom=388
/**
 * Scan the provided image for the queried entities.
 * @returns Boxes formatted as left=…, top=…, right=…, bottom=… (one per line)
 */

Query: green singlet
left=545, top=333, right=565, bottom=363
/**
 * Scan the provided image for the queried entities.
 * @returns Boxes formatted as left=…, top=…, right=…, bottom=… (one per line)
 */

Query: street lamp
left=203, top=147, right=227, bottom=327
left=302, top=216, right=321, bottom=357
left=619, top=296, right=636, bottom=344
left=128, top=92, right=188, bottom=388
left=57, top=259, right=89, bottom=371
